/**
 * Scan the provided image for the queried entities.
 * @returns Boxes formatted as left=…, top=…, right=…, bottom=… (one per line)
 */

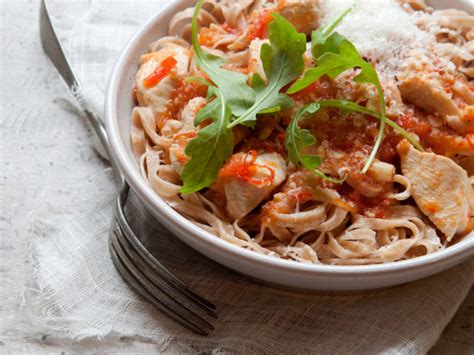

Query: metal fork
left=39, top=0, right=217, bottom=335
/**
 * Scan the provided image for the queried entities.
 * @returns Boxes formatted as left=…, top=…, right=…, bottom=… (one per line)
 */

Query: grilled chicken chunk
left=398, top=140, right=472, bottom=240
left=222, top=152, right=287, bottom=219
left=135, top=45, right=191, bottom=113
left=278, top=0, right=321, bottom=35
left=398, top=74, right=474, bottom=134
left=399, top=75, right=459, bottom=118
left=248, top=39, right=269, bottom=82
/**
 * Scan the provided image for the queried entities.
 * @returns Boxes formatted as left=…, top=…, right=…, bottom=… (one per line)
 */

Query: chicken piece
left=399, top=75, right=460, bottom=119
left=181, top=97, right=207, bottom=131
left=398, top=75, right=474, bottom=134
left=248, top=39, right=269, bottom=82
left=448, top=105, right=474, bottom=134
left=169, top=130, right=196, bottom=175
left=135, top=45, right=191, bottom=113
left=278, top=0, right=321, bottom=35
left=398, top=140, right=472, bottom=240
left=453, top=81, right=474, bottom=105
left=430, top=9, right=474, bottom=31
left=169, top=145, right=187, bottom=176
left=221, top=152, right=287, bottom=219
left=398, top=0, right=428, bottom=12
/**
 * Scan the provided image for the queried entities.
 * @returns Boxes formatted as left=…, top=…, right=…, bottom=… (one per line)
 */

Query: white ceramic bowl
left=105, top=0, right=474, bottom=292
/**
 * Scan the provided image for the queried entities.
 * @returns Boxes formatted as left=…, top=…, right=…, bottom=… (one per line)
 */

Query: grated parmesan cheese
left=321, top=0, right=437, bottom=79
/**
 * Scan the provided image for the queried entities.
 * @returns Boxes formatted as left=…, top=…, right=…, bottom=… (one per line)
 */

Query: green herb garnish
left=180, top=85, right=234, bottom=194
left=227, top=13, right=306, bottom=128
left=287, top=6, right=387, bottom=173
left=191, top=0, right=255, bottom=116
left=311, top=4, right=354, bottom=59
left=286, top=5, right=354, bottom=95
left=285, top=103, right=342, bottom=183
left=182, top=2, right=307, bottom=192
left=181, top=2, right=422, bottom=193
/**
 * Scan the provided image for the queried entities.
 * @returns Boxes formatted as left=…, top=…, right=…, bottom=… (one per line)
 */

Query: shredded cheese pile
left=321, top=0, right=436, bottom=78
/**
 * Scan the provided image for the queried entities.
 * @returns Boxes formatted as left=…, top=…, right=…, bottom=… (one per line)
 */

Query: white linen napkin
left=25, top=1, right=474, bottom=353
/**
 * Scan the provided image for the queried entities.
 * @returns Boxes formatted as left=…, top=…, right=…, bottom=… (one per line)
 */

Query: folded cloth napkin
left=25, top=0, right=474, bottom=353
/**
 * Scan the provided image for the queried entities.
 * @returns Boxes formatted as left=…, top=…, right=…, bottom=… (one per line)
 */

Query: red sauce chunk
left=288, top=78, right=339, bottom=104
left=242, top=132, right=287, bottom=156
left=248, top=9, right=273, bottom=40
left=157, top=78, right=208, bottom=130
left=199, top=24, right=242, bottom=48
left=291, top=188, right=314, bottom=205
left=143, top=56, right=177, bottom=89
left=394, top=111, right=474, bottom=156
left=219, top=150, right=275, bottom=187
left=337, top=183, right=391, bottom=218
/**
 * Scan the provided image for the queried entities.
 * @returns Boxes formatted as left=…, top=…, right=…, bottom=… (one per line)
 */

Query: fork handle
left=40, top=0, right=125, bottom=187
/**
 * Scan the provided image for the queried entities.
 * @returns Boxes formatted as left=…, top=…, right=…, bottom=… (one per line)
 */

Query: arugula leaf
left=191, top=0, right=255, bottom=116
left=286, top=5, right=353, bottom=95
left=185, top=76, right=212, bottom=88
left=286, top=103, right=321, bottom=168
left=311, top=4, right=354, bottom=59
left=182, top=4, right=306, bottom=192
left=228, top=13, right=306, bottom=128
left=286, top=35, right=357, bottom=94
left=285, top=103, right=343, bottom=183
left=180, top=86, right=234, bottom=194
left=287, top=36, right=379, bottom=94
left=287, top=13, right=388, bottom=173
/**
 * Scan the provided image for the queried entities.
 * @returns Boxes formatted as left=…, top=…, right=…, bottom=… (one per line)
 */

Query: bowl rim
left=104, top=0, right=474, bottom=279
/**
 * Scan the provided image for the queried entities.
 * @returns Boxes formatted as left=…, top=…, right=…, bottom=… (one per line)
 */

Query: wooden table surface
left=0, top=1, right=473, bottom=353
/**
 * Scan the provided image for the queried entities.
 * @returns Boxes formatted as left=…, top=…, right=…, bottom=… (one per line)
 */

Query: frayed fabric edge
left=16, top=202, right=202, bottom=353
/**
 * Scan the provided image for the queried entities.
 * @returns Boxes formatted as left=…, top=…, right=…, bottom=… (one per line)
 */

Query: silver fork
left=39, top=0, right=217, bottom=335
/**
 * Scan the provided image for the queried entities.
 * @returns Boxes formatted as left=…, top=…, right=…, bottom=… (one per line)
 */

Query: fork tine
left=113, top=216, right=217, bottom=319
left=114, top=184, right=217, bottom=313
left=111, top=226, right=215, bottom=334
left=110, top=226, right=214, bottom=335
left=113, top=221, right=216, bottom=323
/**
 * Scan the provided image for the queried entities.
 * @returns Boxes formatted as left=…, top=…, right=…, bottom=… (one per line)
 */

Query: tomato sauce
left=198, top=27, right=230, bottom=48
left=174, top=131, right=197, bottom=141
left=242, top=131, right=287, bottom=156
left=247, top=9, right=273, bottom=40
left=221, top=23, right=241, bottom=35
left=288, top=78, right=339, bottom=104
left=157, top=78, right=208, bottom=130
left=172, top=131, right=197, bottom=164
left=394, top=110, right=474, bottom=156
left=198, top=27, right=217, bottom=47
left=377, top=131, right=403, bottom=164
left=143, top=56, right=177, bottom=89
left=219, top=150, right=275, bottom=187
left=290, top=188, right=314, bottom=205
left=313, top=111, right=375, bottom=153
left=199, top=23, right=243, bottom=48
left=337, top=183, right=391, bottom=218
